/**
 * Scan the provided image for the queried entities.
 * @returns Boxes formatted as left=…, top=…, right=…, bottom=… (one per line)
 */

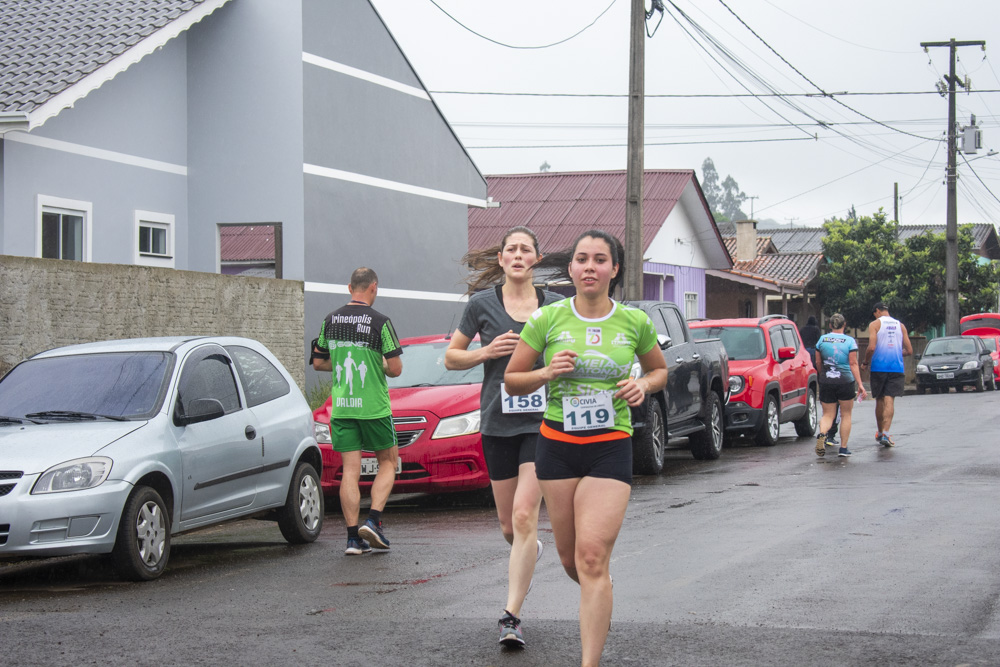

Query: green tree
left=701, top=158, right=748, bottom=222
left=701, top=158, right=722, bottom=215
left=816, top=209, right=1000, bottom=332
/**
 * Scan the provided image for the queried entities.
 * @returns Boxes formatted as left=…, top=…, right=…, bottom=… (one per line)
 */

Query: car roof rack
left=758, top=314, right=790, bottom=325
left=686, top=317, right=708, bottom=322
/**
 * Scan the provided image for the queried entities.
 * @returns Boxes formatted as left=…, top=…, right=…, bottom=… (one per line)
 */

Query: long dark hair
left=536, top=229, right=625, bottom=297
left=460, top=226, right=541, bottom=294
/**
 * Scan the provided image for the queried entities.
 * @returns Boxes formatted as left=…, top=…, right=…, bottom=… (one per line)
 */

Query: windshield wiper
left=24, top=410, right=128, bottom=422
left=0, top=415, right=40, bottom=425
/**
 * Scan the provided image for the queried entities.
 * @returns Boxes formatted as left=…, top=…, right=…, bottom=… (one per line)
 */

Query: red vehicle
left=689, top=315, right=818, bottom=446
left=960, top=313, right=1000, bottom=383
left=312, top=334, right=489, bottom=498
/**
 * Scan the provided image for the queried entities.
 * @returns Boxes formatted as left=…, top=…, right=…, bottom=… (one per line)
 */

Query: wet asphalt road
left=2, top=390, right=1000, bottom=666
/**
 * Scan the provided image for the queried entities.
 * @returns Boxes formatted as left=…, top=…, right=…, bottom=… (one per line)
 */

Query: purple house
left=467, top=170, right=732, bottom=318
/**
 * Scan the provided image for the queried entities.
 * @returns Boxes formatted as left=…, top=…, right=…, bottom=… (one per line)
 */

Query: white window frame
left=36, top=195, right=93, bottom=262
left=684, top=292, right=699, bottom=320
left=134, top=210, right=175, bottom=268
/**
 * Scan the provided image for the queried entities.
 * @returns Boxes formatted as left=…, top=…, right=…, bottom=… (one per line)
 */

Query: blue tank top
left=870, top=316, right=905, bottom=373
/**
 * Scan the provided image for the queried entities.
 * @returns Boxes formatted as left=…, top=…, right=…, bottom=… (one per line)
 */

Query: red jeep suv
left=689, top=315, right=818, bottom=446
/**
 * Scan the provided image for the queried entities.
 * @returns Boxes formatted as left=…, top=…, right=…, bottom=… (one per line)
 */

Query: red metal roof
left=468, top=170, right=703, bottom=255
left=220, top=225, right=275, bottom=262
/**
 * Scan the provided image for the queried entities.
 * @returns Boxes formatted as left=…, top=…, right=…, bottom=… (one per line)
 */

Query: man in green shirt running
left=313, top=267, right=403, bottom=555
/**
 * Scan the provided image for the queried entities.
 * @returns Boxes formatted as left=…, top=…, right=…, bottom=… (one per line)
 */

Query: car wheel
left=632, top=396, right=665, bottom=475
left=690, top=392, right=724, bottom=460
left=793, top=387, right=818, bottom=437
left=112, top=486, right=171, bottom=582
left=754, top=393, right=780, bottom=446
left=975, top=371, right=986, bottom=392
left=277, top=461, right=324, bottom=544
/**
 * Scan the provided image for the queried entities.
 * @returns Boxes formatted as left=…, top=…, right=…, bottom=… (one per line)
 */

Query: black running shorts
left=819, top=382, right=856, bottom=403
left=481, top=432, right=538, bottom=481
left=869, top=371, right=904, bottom=398
left=535, top=434, right=632, bottom=485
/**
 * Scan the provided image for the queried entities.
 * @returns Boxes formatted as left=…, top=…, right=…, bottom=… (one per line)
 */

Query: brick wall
left=0, top=255, right=305, bottom=388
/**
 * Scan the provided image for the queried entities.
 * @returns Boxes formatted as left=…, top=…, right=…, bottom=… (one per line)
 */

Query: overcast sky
left=369, top=0, right=1000, bottom=229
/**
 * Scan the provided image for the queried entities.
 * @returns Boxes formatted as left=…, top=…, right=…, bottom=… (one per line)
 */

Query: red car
left=689, top=315, right=818, bottom=446
left=312, top=334, right=489, bottom=498
left=960, top=313, right=1000, bottom=384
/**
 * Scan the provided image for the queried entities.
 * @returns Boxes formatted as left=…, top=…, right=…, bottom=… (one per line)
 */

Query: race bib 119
left=562, top=393, right=614, bottom=431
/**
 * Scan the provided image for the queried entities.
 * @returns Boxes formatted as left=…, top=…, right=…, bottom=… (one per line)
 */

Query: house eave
left=15, top=0, right=234, bottom=134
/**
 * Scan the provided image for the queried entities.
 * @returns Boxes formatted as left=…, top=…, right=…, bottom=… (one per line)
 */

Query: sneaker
left=359, top=518, right=390, bottom=549
left=838, top=447, right=852, bottom=457
left=875, top=431, right=883, bottom=444
left=827, top=434, right=839, bottom=445
left=815, top=433, right=826, bottom=457
left=345, top=537, right=371, bottom=555
left=498, top=610, right=525, bottom=648
left=878, top=433, right=895, bottom=448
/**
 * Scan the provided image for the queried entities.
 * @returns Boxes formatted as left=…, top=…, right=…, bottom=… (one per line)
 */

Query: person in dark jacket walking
left=799, top=316, right=821, bottom=363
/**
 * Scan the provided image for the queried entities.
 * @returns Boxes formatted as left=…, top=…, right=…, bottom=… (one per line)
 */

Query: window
left=135, top=210, right=175, bottom=268
left=38, top=195, right=92, bottom=261
left=661, top=307, right=688, bottom=344
left=227, top=345, right=290, bottom=407
left=781, top=326, right=800, bottom=351
left=684, top=292, right=699, bottom=320
left=176, top=347, right=241, bottom=420
left=769, top=327, right=785, bottom=360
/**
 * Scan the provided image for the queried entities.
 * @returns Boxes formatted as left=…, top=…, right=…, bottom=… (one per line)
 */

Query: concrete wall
left=0, top=255, right=305, bottom=388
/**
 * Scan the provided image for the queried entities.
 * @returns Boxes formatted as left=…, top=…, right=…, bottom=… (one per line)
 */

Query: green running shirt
left=520, top=298, right=658, bottom=434
left=317, top=303, right=402, bottom=420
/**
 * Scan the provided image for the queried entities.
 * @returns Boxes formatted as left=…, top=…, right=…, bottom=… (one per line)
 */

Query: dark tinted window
left=0, top=352, right=173, bottom=419
left=980, top=337, right=997, bottom=352
left=769, top=327, right=784, bottom=360
left=387, top=341, right=482, bottom=388
left=177, top=351, right=241, bottom=416
left=691, top=326, right=766, bottom=360
left=227, top=345, right=290, bottom=407
left=659, top=307, right=687, bottom=343
left=780, top=326, right=800, bottom=350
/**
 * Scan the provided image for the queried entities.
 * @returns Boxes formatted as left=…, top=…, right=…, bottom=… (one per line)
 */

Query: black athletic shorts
left=535, top=433, right=632, bottom=485
left=870, top=371, right=904, bottom=398
left=819, top=382, right=856, bottom=403
left=481, top=432, right=538, bottom=481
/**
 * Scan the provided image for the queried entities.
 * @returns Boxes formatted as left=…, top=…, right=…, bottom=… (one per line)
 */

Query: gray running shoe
left=345, top=537, right=371, bottom=555
left=498, top=611, right=525, bottom=648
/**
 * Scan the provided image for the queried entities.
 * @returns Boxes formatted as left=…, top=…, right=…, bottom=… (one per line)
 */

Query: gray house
left=0, top=0, right=487, bottom=388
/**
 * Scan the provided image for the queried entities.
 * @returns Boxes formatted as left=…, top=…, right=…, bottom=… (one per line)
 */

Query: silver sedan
left=0, top=336, right=323, bottom=580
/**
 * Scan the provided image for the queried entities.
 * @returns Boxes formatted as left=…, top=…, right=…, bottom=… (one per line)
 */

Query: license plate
left=360, top=457, right=402, bottom=476
left=936, top=372, right=954, bottom=379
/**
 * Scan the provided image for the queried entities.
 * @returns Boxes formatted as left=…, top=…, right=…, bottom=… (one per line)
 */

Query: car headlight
left=314, top=421, right=332, bottom=444
left=433, top=410, right=481, bottom=439
left=963, top=360, right=980, bottom=370
left=729, top=375, right=745, bottom=394
left=916, top=364, right=928, bottom=373
left=32, top=457, right=112, bottom=494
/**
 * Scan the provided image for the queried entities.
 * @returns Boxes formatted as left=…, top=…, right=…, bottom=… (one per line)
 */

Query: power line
left=715, top=0, right=939, bottom=142
left=960, top=152, right=1000, bottom=205
left=425, top=0, right=618, bottom=50
left=465, top=135, right=818, bottom=149
left=428, top=89, right=1000, bottom=98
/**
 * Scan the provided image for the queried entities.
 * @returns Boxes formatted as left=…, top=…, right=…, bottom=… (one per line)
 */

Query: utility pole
left=893, top=182, right=899, bottom=222
left=624, top=0, right=645, bottom=301
left=747, top=195, right=758, bottom=220
left=921, top=38, right=985, bottom=336
left=785, top=217, right=798, bottom=229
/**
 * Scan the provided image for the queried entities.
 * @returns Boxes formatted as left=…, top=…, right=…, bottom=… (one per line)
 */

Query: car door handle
left=245, top=425, right=256, bottom=440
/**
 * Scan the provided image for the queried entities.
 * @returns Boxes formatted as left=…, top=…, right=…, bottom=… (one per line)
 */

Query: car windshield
left=0, top=352, right=174, bottom=420
left=387, top=341, right=483, bottom=388
left=923, top=339, right=976, bottom=356
left=690, top=326, right=766, bottom=360
left=979, top=337, right=998, bottom=352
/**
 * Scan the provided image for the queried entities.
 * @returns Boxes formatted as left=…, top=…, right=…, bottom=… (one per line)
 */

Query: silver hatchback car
left=0, top=336, right=323, bottom=580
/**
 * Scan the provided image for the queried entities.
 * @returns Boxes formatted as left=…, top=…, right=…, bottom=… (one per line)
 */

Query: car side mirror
left=175, top=398, right=226, bottom=426
left=777, top=346, right=795, bottom=360
left=658, top=334, right=671, bottom=350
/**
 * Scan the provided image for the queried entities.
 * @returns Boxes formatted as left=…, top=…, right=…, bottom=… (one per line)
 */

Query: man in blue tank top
left=862, top=302, right=912, bottom=447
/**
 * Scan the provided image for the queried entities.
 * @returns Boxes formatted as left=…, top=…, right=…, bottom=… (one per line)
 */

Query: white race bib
left=562, top=392, right=614, bottom=431
left=500, top=383, right=546, bottom=413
